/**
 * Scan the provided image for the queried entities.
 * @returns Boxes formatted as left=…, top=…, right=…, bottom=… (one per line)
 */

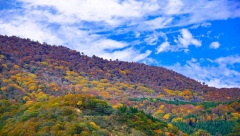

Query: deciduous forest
left=0, top=35, right=240, bottom=135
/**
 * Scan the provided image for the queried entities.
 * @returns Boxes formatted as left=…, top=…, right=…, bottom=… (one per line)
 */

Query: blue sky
left=0, top=0, right=240, bottom=88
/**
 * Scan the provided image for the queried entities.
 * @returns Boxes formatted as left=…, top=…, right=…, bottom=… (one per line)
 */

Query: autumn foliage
left=0, top=35, right=240, bottom=135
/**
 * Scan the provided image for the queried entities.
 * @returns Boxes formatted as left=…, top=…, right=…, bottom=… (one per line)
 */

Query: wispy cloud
left=144, top=33, right=159, bottom=46
left=144, top=31, right=168, bottom=46
left=156, top=42, right=170, bottom=54
left=215, top=55, right=240, bottom=67
left=99, top=48, right=152, bottom=62
left=190, top=22, right=212, bottom=29
left=155, top=29, right=201, bottom=53
left=17, top=0, right=160, bottom=26
left=144, top=17, right=173, bottom=30
left=164, top=0, right=184, bottom=15
left=178, top=29, right=202, bottom=48
left=167, top=56, right=240, bottom=88
left=209, top=41, right=220, bottom=49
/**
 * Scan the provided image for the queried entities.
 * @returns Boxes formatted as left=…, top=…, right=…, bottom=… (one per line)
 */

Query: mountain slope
left=1, top=35, right=240, bottom=135
left=0, top=35, right=239, bottom=102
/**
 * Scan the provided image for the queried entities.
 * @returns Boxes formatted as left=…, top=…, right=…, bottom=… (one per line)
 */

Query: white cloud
left=156, top=42, right=170, bottom=54
left=135, top=32, right=140, bottom=38
left=144, top=33, right=159, bottom=46
left=99, top=48, right=152, bottom=62
left=178, top=29, right=201, bottom=48
left=93, top=39, right=128, bottom=50
left=16, top=0, right=239, bottom=31
left=215, top=55, right=240, bottom=67
left=154, top=29, right=202, bottom=53
left=132, top=50, right=152, bottom=62
left=201, top=22, right=212, bottom=27
left=144, top=31, right=169, bottom=46
left=144, top=17, right=173, bottom=29
left=168, top=0, right=240, bottom=27
left=153, top=29, right=202, bottom=53
left=190, top=22, right=212, bottom=29
left=164, top=0, right=184, bottom=15
left=18, top=0, right=160, bottom=26
left=209, top=41, right=220, bottom=49
left=0, top=18, right=62, bottom=45
left=166, top=56, right=240, bottom=88
left=6, top=0, right=240, bottom=29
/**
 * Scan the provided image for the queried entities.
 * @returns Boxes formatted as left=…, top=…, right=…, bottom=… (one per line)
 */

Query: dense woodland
left=0, top=35, right=240, bottom=135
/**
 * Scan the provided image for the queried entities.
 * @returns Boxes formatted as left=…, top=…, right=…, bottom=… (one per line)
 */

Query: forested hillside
left=0, top=35, right=240, bottom=135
